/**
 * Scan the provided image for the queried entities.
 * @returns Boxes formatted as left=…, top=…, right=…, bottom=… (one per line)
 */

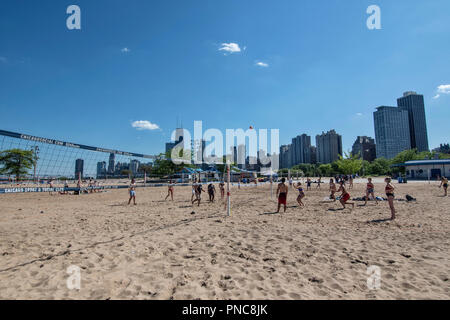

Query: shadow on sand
left=368, top=218, right=392, bottom=223
left=260, top=212, right=281, bottom=215
left=327, top=208, right=344, bottom=212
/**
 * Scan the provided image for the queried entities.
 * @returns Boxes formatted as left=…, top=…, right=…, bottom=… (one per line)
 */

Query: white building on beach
left=397, top=160, right=450, bottom=180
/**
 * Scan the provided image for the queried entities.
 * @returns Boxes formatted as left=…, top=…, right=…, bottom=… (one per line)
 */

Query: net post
left=227, top=162, right=231, bottom=217
left=270, top=169, right=273, bottom=199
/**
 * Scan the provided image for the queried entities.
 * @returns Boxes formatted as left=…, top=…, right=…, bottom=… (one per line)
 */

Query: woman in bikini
left=440, top=177, right=448, bottom=197
left=337, top=181, right=354, bottom=209
left=192, top=183, right=205, bottom=206
left=219, top=181, right=225, bottom=199
left=165, top=180, right=174, bottom=201
left=363, top=177, right=378, bottom=205
left=385, top=177, right=396, bottom=220
left=293, top=181, right=305, bottom=207
left=329, top=178, right=337, bottom=200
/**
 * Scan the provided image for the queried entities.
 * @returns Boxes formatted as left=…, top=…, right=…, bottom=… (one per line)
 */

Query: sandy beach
left=0, top=179, right=449, bottom=300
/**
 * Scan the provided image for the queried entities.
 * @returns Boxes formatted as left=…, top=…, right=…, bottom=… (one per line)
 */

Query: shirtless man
left=276, top=178, right=288, bottom=213
left=337, top=181, right=354, bottom=209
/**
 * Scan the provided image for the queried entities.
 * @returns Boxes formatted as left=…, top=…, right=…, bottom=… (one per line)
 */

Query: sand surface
left=0, top=179, right=449, bottom=300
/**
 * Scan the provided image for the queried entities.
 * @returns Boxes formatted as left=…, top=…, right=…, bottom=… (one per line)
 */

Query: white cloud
left=131, top=120, right=160, bottom=131
left=218, top=43, right=241, bottom=54
left=121, top=47, right=131, bottom=53
left=432, top=84, right=450, bottom=100
left=255, top=61, right=269, bottom=67
left=437, top=84, right=450, bottom=94
left=356, top=113, right=363, bottom=116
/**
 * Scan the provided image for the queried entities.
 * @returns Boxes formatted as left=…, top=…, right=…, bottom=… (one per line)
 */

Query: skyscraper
left=310, top=146, right=317, bottom=164
left=75, top=159, right=84, bottom=179
left=397, top=91, right=429, bottom=152
left=352, top=136, right=376, bottom=162
left=96, top=161, right=106, bottom=178
left=315, top=130, right=342, bottom=164
left=237, top=144, right=246, bottom=169
left=291, top=134, right=311, bottom=165
left=108, top=153, right=115, bottom=174
left=373, top=106, right=411, bottom=159
left=166, top=128, right=185, bottom=154
left=229, top=146, right=238, bottom=165
left=279, top=145, right=291, bottom=169
left=130, top=160, right=140, bottom=175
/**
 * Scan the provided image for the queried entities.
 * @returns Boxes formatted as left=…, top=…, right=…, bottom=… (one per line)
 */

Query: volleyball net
left=0, top=129, right=157, bottom=189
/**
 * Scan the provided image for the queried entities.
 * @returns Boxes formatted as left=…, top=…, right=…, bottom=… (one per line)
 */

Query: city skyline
left=0, top=1, right=449, bottom=156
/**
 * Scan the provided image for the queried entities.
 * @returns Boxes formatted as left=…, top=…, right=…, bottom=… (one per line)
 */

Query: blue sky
left=1, top=0, right=449, bottom=157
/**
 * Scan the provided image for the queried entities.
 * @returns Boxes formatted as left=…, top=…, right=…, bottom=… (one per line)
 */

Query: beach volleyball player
left=128, top=178, right=137, bottom=205
left=276, top=178, right=288, bottom=213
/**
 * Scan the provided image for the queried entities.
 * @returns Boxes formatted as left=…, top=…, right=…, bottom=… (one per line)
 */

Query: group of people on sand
left=276, top=176, right=398, bottom=220
left=128, top=179, right=228, bottom=207
left=126, top=175, right=449, bottom=220
left=189, top=181, right=225, bottom=206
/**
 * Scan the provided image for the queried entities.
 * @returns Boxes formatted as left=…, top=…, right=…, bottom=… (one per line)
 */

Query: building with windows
left=394, top=159, right=450, bottom=180
left=96, top=161, right=107, bottom=179
left=75, top=158, right=84, bottom=179
left=290, top=134, right=311, bottom=165
left=373, top=106, right=411, bottom=159
left=315, top=130, right=342, bottom=164
left=352, top=136, right=376, bottom=162
left=108, top=153, right=115, bottom=174
left=397, top=91, right=429, bottom=152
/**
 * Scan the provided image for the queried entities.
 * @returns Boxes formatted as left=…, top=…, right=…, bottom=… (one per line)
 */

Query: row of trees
left=278, top=149, right=450, bottom=177
left=2, top=147, right=449, bottom=180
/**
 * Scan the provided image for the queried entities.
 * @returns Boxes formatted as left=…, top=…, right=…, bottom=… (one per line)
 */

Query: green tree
left=334, top=152, right=362, bottom=175
left=390, top=149, right=419, bottom=166
left=0, top=149, right=34, bottom=180
left=318, top=163, right=333, bottom=176
left=139, top=164, right=153, bottom=176
left=366, top=157, right=391, bottom=176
